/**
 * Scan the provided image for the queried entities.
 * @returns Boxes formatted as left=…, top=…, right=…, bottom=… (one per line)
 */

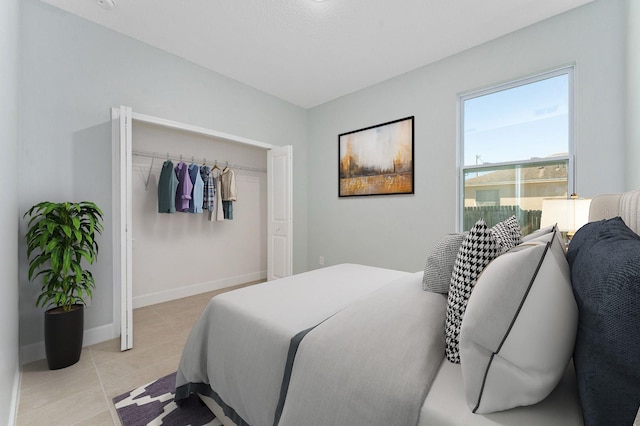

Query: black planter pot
left=44, top=304, right=84, bottom=370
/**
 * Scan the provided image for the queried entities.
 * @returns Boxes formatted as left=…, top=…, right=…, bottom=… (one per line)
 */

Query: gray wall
left=19, top=0, right=308, bottom=350
left=306, top=0, right=628, bottom=273
left=0, top=0, right=21, bottom=422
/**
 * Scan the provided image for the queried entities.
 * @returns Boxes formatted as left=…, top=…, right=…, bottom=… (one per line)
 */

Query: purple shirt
left=174, top=162, right=193, bottom=212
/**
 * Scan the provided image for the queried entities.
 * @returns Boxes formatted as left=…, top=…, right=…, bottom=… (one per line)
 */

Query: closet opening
left=112, top=106, right=292, bottom=351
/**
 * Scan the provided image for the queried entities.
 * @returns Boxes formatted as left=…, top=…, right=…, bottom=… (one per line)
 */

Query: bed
left=175, top=190, right=640, bottom=426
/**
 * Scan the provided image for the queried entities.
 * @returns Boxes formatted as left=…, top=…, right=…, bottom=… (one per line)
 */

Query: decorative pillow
left=490, top=215, right=522, bottom=254
left=566, top=217, right=640, bottom=426
left=445, top=219, right=500, bottom=363
left=459, top=228, right=578, bottom=414
left=422, top=233, right=467, bottom=293
left=521, top=224, right=555, bottom=242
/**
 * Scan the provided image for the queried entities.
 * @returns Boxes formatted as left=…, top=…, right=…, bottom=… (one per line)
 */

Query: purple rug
left=113, top=372, right=221, bottom=426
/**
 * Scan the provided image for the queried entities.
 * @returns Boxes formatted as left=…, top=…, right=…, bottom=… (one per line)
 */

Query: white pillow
left=521, top=224, right=555, bottom=242
left=459, top=228, right=578, bottom=414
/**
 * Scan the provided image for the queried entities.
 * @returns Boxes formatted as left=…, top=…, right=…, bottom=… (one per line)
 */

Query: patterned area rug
left=113, top=372, right=221, bottom=426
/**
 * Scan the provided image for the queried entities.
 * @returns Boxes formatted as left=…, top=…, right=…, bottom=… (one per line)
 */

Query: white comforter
left=175, top=264, right=415, bottom=426
left=277, top=271, right=447, bottom=426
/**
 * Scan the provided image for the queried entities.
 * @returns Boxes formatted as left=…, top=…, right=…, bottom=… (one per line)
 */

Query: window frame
left=457, top=66, right=575, bottom=232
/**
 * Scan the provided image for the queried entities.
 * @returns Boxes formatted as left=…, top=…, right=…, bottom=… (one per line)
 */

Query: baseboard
left=132, top=270, right=267, bottom=309
left=20, top=322, right=118, bottom=366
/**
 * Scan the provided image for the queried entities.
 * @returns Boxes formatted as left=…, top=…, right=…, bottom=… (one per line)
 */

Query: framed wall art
left=339, top=116, right=414, bottom=197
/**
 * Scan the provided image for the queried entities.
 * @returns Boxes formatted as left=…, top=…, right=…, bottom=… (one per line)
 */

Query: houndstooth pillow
left=445, top=219, right=500, bottom=364
left=422, top=233, right=467, bottom=293
left=490, top=215, right=522, bottom=254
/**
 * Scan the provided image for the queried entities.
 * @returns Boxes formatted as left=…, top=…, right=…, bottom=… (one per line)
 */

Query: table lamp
left=540, top=196, right=592, bottom=244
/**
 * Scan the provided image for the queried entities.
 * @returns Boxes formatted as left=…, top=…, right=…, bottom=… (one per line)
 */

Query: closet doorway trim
left=130, top=111, right=276, bottom=150
left=111, top=106, right=292, bottom=351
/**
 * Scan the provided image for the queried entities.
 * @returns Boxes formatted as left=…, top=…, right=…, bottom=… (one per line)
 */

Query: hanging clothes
left=222, top=201, right=233, bottom=220
left=174, top=161, right=193, bottom=212
left=220, top=166, right=238, bottom=201
left=215, top=176, right=225, bottom=221
left=157, top=160, right=178, bottom=213
left=188, top=164, right=204, bottom=213
left=209, top=167, right=225, bottom=222
left=200, top=165, right=214, bottom=212
left=220, top=167, right=237, bottom=220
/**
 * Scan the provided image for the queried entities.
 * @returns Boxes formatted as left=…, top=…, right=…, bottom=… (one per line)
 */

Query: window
left=459, top=67, right=574, bottom=235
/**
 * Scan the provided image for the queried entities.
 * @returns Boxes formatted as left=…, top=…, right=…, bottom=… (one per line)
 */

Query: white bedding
left=420, top=359, right=583, bottom=425
left=278, top=272, right=446, bottom=426
left=200, top=359, right=584, bottom=426
left=176, top=263, right=411, bottom=426
left=177, top=263, right=586, bottom=426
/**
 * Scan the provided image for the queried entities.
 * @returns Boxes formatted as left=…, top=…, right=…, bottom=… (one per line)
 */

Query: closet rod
left=132, top=149, right=268, bottom=174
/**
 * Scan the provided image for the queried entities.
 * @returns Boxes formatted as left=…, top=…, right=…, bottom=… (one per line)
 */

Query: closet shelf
left=132, top=149, right=267, bottom=174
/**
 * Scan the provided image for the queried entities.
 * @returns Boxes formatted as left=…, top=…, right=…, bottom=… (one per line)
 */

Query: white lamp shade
left=540, top=198, right=592, bottom=232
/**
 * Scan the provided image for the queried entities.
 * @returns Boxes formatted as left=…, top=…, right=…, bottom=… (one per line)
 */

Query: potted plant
left=24, top=201, right=104, bottom=370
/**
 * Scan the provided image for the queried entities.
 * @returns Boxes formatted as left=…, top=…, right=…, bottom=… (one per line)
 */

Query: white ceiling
left=40, top=0, right=593, bottom=108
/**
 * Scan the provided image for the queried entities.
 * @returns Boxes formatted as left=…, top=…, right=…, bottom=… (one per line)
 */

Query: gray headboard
left=588, top=190, right=640, bottom=234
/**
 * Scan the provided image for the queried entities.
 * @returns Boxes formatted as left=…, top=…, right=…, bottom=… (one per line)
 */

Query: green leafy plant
left=24, top=201, right=104, bottom=312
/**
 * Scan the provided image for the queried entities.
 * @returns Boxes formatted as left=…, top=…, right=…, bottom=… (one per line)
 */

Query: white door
left=267, top=145, right=293, bottom=280
left=113, top=106, right=133, bottom=351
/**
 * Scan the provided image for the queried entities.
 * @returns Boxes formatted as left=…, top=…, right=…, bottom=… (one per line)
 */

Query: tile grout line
left=90, top=348, right=119, bottom=425
left=18, top=355, right=110, bottom=425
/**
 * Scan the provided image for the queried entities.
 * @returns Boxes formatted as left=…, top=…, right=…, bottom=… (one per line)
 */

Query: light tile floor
left=16, top=281, right=261, bottom=425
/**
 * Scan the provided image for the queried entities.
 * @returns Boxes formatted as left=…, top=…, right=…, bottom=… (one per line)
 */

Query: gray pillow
left=459, top=228, right=578, bottom=414
left=422, top=233, right=467, bottom=293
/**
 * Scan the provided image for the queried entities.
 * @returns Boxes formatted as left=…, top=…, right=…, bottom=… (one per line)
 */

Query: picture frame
left=339, top=116, right=414, bottom=197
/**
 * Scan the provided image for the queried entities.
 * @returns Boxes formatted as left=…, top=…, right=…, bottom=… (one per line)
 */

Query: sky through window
left=463, top=74, right=569, bottom=166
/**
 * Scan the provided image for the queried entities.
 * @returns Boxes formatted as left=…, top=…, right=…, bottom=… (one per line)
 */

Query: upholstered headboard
left=588, top=190, right=640, bottom=234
